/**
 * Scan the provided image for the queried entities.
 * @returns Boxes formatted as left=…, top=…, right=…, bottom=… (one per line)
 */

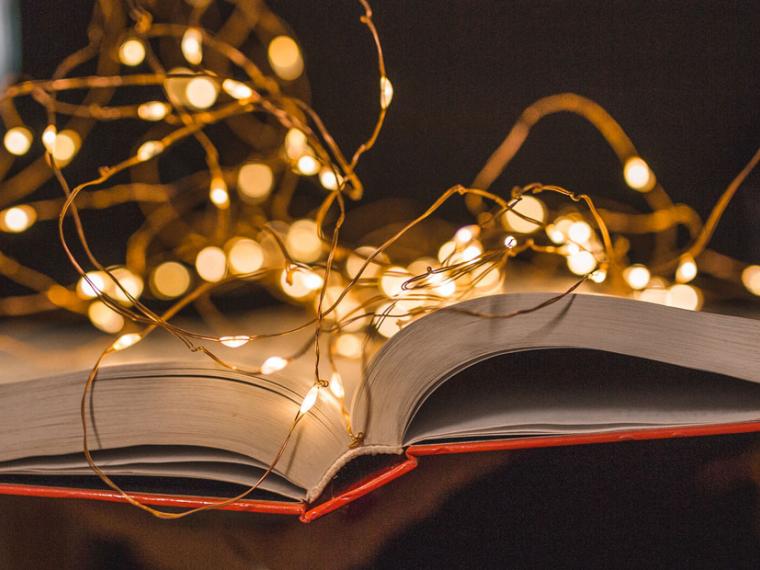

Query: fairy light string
left=0, top=0, right=757, bottom=517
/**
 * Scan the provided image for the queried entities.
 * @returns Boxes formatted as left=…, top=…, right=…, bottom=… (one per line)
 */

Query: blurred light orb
left=667, top=284, right=702, bottom=311
left=119, top=39, right=145, bottom=66
left=623, top=264, right=651, bottom=290
left=675, top=255, right=698, bottom=284
left=267, top=36, right=304, bottom=80
left=185, top=76, right=218, bottom=109
left=3, top=127, right=33, bottom=156
left=286, top=219, right=322, bottom=263
left=503, top=195, right=546, bottom=234
left=624, top=157, right=655, bottom=192
left=151, top=262, right=191, bottom=299
left=566, top=250, right=597, bottom=275
left=227, top=238, right=264, bottom=275
left=195, top=246, right=227, bottom=282
left=335, top=333, right=363, bottom=359
left=88, top=301, right=124, bottom=333
left=1, top=205, right=36, bottom=233
left=237, top=163, right=274, bottom=201
left=380, top=267, right=411, bottom=297
left=741, top=265, right=760, bottom=296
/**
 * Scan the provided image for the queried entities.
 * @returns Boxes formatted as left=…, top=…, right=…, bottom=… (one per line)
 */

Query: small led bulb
left=111, top=333, right=142, bottom=352
left=675, top=255, right=698, bottom=284
left=222, top=79, right=253, bottom=100
left=623, top=156, right=655, bottom=192
left=329, top=372, right=345, bottom=399
left=380, top=76, right=394, bottom=109
left=261, top=355, right=288, bottom=375
left=181, top=28, right=203, bottom=65
left=209, top=178, right=230, bottom=209
left=137, top=101, right=170, bottom=121
left=137, top=140, right=164, bottom=161
left=623, top=264, right=651, bottom=290
left=299, top=385, right=319, bottom=414
left=220, top=335, right=250, bottom=348
left=119, top=38, right=146, bottom=67
left=3, top=127, right=33, bottom=156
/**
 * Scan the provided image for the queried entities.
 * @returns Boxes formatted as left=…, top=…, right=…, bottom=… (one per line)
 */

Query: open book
left=1, top=293, right=759, bottom=521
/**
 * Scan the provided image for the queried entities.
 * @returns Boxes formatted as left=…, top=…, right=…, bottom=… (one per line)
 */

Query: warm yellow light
left=220, top=335, right=250, bottom=348
left=320, top=286, right=365, bottom=332
left=221, top=79, right=253, bottom=100
left=237, top=162, right=274, bottom=201
left=111, top=267, right=144, bottom=305
left=51, top=129, right=81, bottom=165
left=267, top=36, right=304, bottom=80
left=503, top=195, right=546, bottom=234
left=455, top=225, right=479, bottom=245
left=285, top=128, right=307, bottom=159
left=566, top=250, right=597, bottom=275
left=380, top=267, right=411, bottom=297
left=675, top=255, right=698, bottom=284
left=119, top=38, right=146, bottom=66
left=76, top=271, right=107, bottom=299
left=227, top=238, right=264, bottom=275
left=335, top=333, right=363, bottom=359
left=185, top=76, right=218, bottom=109
left=503, top=235, right=517, bottom=249
left=111, top=333, right=142, bottom=352
left=151, top=261, right=191, bottom=299
left=137, top=101, right=170, bottom=121
left=3, top=127, right=33, bottom=156
left=195, top=246, right=227, bottom=282
left=373, top=300, right=416, bottom=338
left=319, top=167, right=341, bottom=190
left=624, top=156, right=655, bottom=192
left=741, top=265, right=760, bottom=296
left=261, top=355, right=288, bottom=375
left=286, top=219, right=322, bottom=263
left=568, top=220, right=592, bottom=244
left=639, top=286, right=669, bottom=305
left=1, top=205, right=36, bottom=233
left=667, top=284, right=702, bottom=311
left=295, top=154, right=320, bottom=176
left=437, top=241, right=456, bottom=264
left=407, top=257, right=439, bottom=278
left=329, top=372, right=345, bottom=399
left=461, top=244, right=482, bottom=263
left=623, top=264, right=651, bottom=290
left=88, top=301, right=125, bottom=333
left=280, top=267, right=323, bottom=298
left=590, top=268, right=607, bottom=283
left=380, top=76, right=394, bottom=109
left=299, top=385, right=319, bottom=414
left=472, top=264, right=502, bottom=289
left=346, top=246, right=388, bottom=280
left=435, top=279, right=457, bottom=297
left=137, top=140, right=164, bottom=162
left=209, top=178, right=229, bottom=209
left=181, top=28, right=203, bottom=65
left=41, top=125, right=57, bottom=151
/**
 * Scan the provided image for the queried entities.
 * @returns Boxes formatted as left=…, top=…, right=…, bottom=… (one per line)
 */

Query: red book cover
left=2, top=420, right=759, bottom=523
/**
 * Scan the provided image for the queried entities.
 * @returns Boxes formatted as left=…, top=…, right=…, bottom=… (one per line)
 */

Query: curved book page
left=356, top=293, right=760, bottom=448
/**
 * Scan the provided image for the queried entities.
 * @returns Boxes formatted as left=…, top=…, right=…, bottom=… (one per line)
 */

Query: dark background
left=4, top=1, right=760, bottom=567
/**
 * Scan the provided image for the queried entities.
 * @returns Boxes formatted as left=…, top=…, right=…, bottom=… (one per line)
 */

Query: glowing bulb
left=329, top=372, right=345, bottom=399
left=280, top=267, right=323, bottom=298
left=319, top=167, right=341, bottom=190
left=286, top=219, right=322, bottom=263
left=380, top=267, right=411, bottom=297
left=624, top=156, right=655, bottom=192
left=3, top=127, right=32, bottom=156
left=639, top=286, right=669, bottom=305
left=51, top=129, right=81, bottom=165
left=373, top=300, right=416, bottom=338
left=296, top=154, right=319, bottom=176
left=76, top=271, right=107, bottom=299
left=41, top=125, right=57, bottom=151
left=119, top=38, right=146, bottom=66
left=455, top=225, right=479, bottom=245
left=111, top=333, right=142, bottom=352
left=285, top=128, right=308, bottom=159
left=185, top=76, right=218, bottom=109
left=267, top=36, right=304, bottom=80
left=1, top=205, right=36, bottom=233
left=335, top=333, right=363, bottom=359
left=222, top=79, right=253, bottom=100
left=137, top=140, right=164, bottom=161
left=590, top=268, right=607, bottom=283
left=261, top=355, right=288, bottom=375
left=566, top=250, right=597, bottom=275
left=675, top=255, right=698, bottom=284
left=667, top=284, right=702, bottom=311
left=111, top=267, right=144, bottom=305
left=299, top=385, right=319, bottom=414
left=151, top=262, right=191, bottom=299
left=407, top=257, right=439, bottom=278
left=545, top=224, right=564, bottom=244
left=742, top=265, right=760, bottom=296
left=435, top=279, right=457, bottom=297
left=88, top=301, right=124, bottom=333
left=227, top=238, right=264, bottom=275
left=504, top=235, right=517, bottom=249
left=623, top=264, right=651, bottom=290
left=195, top=246, right=227, bottom=282
left=461, top=244, right=482, bottom=262
left=320, top=286, right=366, bottom=332
left=346, top=246, right=388, bottom=279
left=502, top=195, right=546, bottom=234
left=380, top=76, right=394, bottom=109
left=438, top=241, right=456, bottom=264
left=209, top=178, right=229, bottom=209
left=220, top=335, right=250, bottom=348
left=181, top=28, right=203, bottom=65
left=237, top=162, right=273, bottom=201
left=568, top=220, right=592, bottom=244
left=137, top=101, right=170, bottom=121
